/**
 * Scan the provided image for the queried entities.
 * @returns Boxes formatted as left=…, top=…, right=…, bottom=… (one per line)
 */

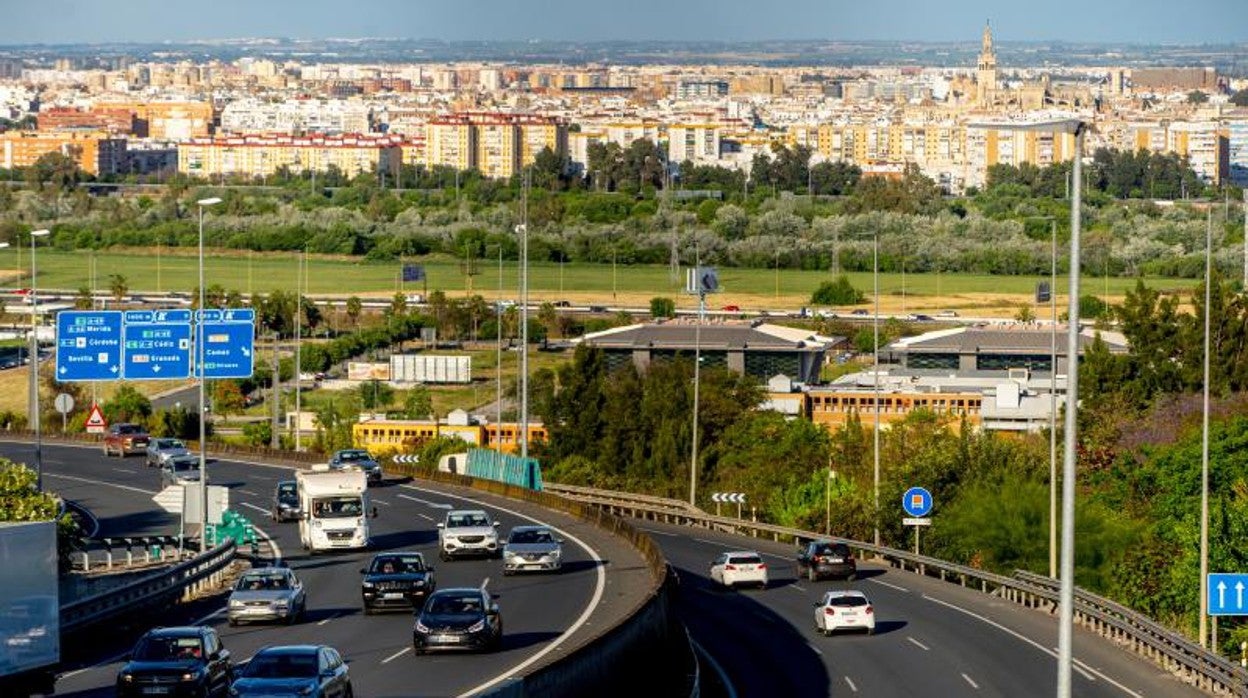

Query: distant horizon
left=2, top=0, right=1245, bottom=45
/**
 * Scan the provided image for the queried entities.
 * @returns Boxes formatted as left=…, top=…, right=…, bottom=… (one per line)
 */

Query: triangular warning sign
left=85, top=404, right=107, bottom=433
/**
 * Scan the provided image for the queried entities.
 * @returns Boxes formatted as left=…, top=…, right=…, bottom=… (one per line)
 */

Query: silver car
left=227, top=567, right=307, bottom=626
left=160, top=456, right=201, bottom=487
left=502, top=525, right=563, bottom=575
left=145, top=437, right=191, bottom=468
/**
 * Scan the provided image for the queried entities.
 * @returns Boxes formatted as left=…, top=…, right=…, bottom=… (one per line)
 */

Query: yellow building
left=352, top=418, right=547, bottom=456
left=424, top=113, right=568, bottom=176
left=0, top=130, right=126, bottom=175
left=426, top=115, right=477, bottom=171
left=177, top=133, right=403, bottom=180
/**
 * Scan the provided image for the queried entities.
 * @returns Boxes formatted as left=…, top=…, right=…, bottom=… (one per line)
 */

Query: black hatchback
left=412, top=588, right=502, bottom=653
left=361, top=551, right=436, bottom=613
left=116, top=626, right=233, bottom=697
left=796, top=540, right=857, bottom=582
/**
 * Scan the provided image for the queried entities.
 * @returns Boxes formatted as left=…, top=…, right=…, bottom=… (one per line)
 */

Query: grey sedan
left=145, top=437, right=191, bottom=468
left=227, top=567, right=307, bottom=626
left=502, top=525, right=563, bottom=575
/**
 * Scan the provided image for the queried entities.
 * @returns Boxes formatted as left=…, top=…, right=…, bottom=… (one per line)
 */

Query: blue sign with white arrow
left=902, top=487, right=934, bottom=518
left=123, top=309, right=193, bottom=380
left=194, top=308, right=255, bottom=379
left=56, top=311, right=123, bottom=381
left=1208, top=573, right=1248, bottom=616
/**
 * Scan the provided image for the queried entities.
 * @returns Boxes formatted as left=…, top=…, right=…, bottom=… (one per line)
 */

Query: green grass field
left=1, top=248, right=1200, bottom=308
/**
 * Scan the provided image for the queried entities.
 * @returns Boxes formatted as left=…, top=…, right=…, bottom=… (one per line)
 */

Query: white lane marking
left=249, top=474, right=273, bottom=481
left=907, top=636, right=930, bottom=651
left=963, top=673, right=980, bottom=690
left=317, top=613, right=339, bottom=627
left=869, top=578, right=910, bottom=593
left=790, top=584, right=807, bottom=592
left=690, top=637, right=738, bottom=698
left=693, top=537, right=729, bottom=547
left=380, top=647, right=411, bottom=664
left=418, top=513, right=434, bottom=522
left=373, top=498, right=391, bottom=506
left=397, top=483, right=607, bottom=698
left=638, top=527, right=677, bottom=537
left=807, top=642, right=823, bottom=655
left=844, top=676, right=859, bottom=693
left=762, top=552, right=790, bottom=562
left=397, top=493, right=452, bottom=509
left=45, top=472, right=154, bottom=495
left=239, top=502, right=269, bottom=516
left=111, top=467, right=132, bottom=474
left=236, top=488, right=260, bottom=497
left=481, top=577, right=491, bottom=592
left=924, top=595, right=1143, bottom=695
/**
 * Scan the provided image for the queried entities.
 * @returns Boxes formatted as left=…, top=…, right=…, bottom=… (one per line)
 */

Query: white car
left=709, top=551, right=768, bottom=589
left=813, top=590, right=875, bottom=636
left=437, top=509, right=501, bottom=560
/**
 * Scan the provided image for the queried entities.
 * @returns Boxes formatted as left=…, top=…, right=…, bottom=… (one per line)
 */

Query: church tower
left=976, top=20, right=997, bottom=106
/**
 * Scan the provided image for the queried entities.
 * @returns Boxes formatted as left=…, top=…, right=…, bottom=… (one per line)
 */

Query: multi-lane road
left=8, top=439, right=1212, bottom=697
left=5, top=441, right=649, bottom=698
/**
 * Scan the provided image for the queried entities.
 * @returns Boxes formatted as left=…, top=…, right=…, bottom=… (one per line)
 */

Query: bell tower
left=976, top=20, right=997, bottom=106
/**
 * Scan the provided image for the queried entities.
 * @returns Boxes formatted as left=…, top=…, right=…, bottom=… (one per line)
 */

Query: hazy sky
left=3, top=0, right=1245, bottom=45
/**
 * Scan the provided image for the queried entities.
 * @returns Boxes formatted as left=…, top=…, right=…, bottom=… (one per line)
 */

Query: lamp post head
left=30, top=229, right=50, bottom=238
left=514, top=224, right=527, bottom=235
left=197, top=197, right=223, bottom=207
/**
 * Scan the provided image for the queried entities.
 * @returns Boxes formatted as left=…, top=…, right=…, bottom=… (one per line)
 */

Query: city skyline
left=3, top=0, right=1247, bottom=46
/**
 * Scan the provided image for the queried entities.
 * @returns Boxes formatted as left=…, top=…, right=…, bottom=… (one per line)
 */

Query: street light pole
left=873, top=229, right=881, bottom=548
left=1049, top=218, right=1058, bottom=580
left=28, top=229, right=49, bottom=492
left=691, top=244, right=704, bottom=508
left=294, top=248, right=304, bottom=452
left=195, top=198, right=221, bottom=543
left=1199, top=207, right=1213, bottom=647
left=517, top=170, right=530, bottom=462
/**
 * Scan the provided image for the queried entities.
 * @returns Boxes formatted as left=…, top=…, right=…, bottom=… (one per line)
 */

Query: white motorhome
left=296, top=466, right=372, bottom=552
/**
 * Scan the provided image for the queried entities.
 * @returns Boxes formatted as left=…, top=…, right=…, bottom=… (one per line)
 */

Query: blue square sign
left=56, top=311, right=123, bottom=382
left=123, top=310, right=193, bottom=380
left=194, top=308, right=255, bottom=379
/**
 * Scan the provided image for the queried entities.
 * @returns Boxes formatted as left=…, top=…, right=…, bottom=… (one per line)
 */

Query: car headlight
left=273, top=599, right=289, bottom=608
left=230, top=599, right=244, bottom=608
left=180, top=671, right=198, bottom=682
left=120, top=673, right=134, bottom=683
left=412, top=579, right=424, bottom=587
left=362, top=582, right=375, bottom=589
left=467, top=620, right=485, bottom=632
left=549, top=548, right=561, bottom=558
left=415, top=620, right=430, bottom=633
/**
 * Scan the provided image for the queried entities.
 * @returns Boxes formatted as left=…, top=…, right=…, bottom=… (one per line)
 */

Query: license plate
left=141, top=688, right=170, bottom=695
left=826, top=558, right=843, bottom=564
left=383, top=592, right=405, bottom=599
left=432, top=634, right=461, bottom=643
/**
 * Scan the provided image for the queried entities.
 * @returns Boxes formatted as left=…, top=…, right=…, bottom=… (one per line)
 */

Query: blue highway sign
left=123, top=310, right=193, bottom=380
left=902, top=487, right=934, bottom=518
left=56, top=311, right=123, bottom=381
left=1208, top=573, right=1248, bottom=616
left=195, top=308, right=255, bottom=379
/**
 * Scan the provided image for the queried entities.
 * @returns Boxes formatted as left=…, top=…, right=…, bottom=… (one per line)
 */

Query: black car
left=271, top=481, right=301, bottom=522
left=116, top=626, right=232, bottom=697
left=361, top=551, right=436, bottom=613
left=796, top=540, right=857, bottom=582
left=412, top=588, right=502, bottom=654
left=329, top=449, right=382, bottom=484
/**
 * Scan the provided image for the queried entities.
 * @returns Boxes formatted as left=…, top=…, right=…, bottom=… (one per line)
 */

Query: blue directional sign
left=55, top=311, right=123, bottom=382
left=195, top=308, right=255, bottom=379
left=1208, top=573, right=1248, bottom=616
left=123, top=309, right=193, bottom=380
left=902, top=487, right=934, bottom=518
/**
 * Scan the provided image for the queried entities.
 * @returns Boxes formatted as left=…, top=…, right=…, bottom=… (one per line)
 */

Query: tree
left=1232, top=89, right=1248, bottom=107
left=1015, top=305, right=1036, bottom=323
left=0, top=459, right=59, bottom=521
left=811, top=276, right=865, bottom=305
left=74, top=286, right=93, bottom=310
left=26, top=152, right=82, bottom=190
left=1186, top=90, right=1209, bottom=104
left=346, top=296, right=363, bottom=328
left=357, top=380, right=394, bottom=411
left=211, top=380, right=247, bottom=416
left=387, top=292, right=408, bottom=318
left=402, top=386, right=433, bottom=420
left=104, top=385, right=152, bottom=424
left=650, top=297, right=676, bottom=319
left=108, top=274, right=128, bottom=303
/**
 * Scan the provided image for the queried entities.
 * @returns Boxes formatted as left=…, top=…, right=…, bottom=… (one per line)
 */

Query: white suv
left=437, top=509, right=501, bottom=560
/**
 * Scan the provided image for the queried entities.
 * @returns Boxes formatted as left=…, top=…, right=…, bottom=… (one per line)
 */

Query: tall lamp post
left=28, top=229, right=50, bottom=492
left=972, top=119, right=1087, bottom=697
left=872, top=229, right=880, bottom=547
left=195, top=198, right=221, bottom=542
left=1199, top=207, right=1213, bottom=648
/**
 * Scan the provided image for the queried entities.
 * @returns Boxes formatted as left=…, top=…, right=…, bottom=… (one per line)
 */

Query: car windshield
left=132, top=636, right=203, bottom=662
left=728, top=555, right=762, bottom=565
left=277, top=484, right=298, bottom=502
left=370, top=554, right=424, bottom=574
left=813, top=544, right=848, bottom=556
left=172, top=461, right=199, bottom=473
left=312, top=497, right=362, bottom=518
left=243, top=653, right=318, bottom=678
left=826, top=595, right=869, bottom=607
left=336, top=451, right=368, bottom=462
left=117, top=425, right=142, bottom=435
left=157, top=439, right=184, bottom=449
left=448, top=513, right=490, bottom=528
left=509, top=529, right=554, bottom=545
left=237, top=573, right=291, bottom=591
left=427, top=593, right=483, bottom=615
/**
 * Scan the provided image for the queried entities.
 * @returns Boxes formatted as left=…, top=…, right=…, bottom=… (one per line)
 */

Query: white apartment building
left=220, top=99, right=374, bottom=135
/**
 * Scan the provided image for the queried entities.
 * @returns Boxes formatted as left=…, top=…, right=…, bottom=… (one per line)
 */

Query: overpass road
left=2, top=441, right=650, bottom=698
left=645, top=519, right=1207, bottom=698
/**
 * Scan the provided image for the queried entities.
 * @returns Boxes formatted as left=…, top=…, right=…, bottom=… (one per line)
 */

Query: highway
left=3, top=441, right=649, bottom=698
left=647, top=518, right=1206, bottom=698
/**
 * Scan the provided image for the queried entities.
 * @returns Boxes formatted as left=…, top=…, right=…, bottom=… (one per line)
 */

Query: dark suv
left=116, top=626, right=233, bottom=697
left=361, top=551, right=436, bottom=613
left=104, top=423, right=151, bottom=457
left=796, top=540, right=857, bottom=582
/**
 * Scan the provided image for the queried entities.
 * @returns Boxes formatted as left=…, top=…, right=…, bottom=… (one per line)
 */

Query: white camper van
left=296, top=466, right=372, bottom=552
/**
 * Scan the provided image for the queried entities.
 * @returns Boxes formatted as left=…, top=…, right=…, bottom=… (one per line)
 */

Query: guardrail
left=556, top=484, right=1248, bottom=697
left=385, top=462, right=696, bottom=698
left=61, top=539, right=236, bottom=636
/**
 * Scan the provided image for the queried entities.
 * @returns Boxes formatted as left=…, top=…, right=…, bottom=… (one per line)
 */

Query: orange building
left=353, top=417, right=547, bottom=456
left=0, top=130, right=126, bottom=175
left=805, top=388, right=984, bottom=431
left=94, top=101, right=214, bottom=139
left=38, top=107, right=136, bottom=134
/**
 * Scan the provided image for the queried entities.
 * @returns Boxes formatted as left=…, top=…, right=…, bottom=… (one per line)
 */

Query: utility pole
left=270, top=332, right=280, bottom=450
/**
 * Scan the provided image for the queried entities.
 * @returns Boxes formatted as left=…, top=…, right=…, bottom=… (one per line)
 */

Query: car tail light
left=758, top=563, right=767, bottom=570
left=724, top=564, right=737, bottom=571
left=865, top=606, right=874, bottom=615
left=824, top=608, right=836, bottom=615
